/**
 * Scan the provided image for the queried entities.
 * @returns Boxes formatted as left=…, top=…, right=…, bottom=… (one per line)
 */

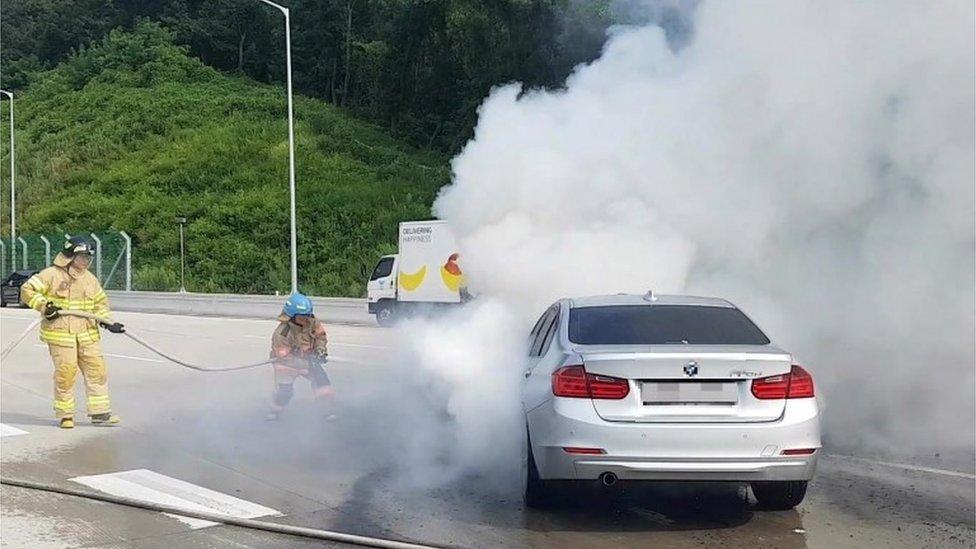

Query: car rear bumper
left=527, top=397, right=820, bottom=482
left=571, top=455, right=818, bottom=481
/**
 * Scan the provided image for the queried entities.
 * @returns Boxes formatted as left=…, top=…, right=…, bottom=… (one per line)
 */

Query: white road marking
left=329, top=342, right=392, bottom=350
left=70, top=469, right=280, bottom=529
left=827, top=454, right=976, bottom=480
left=327, top=356, right=371, bottom=365
left=104, top=353, right=163, bottom=363
left=0, top=423, right=28, bottom=437
left=33, top=344, right=163, bottom=363
left=241, top=334, right=390, bottom=350
left=28, top=342, right=365, bottom=367
left=0, top=315, right=37, bottom=322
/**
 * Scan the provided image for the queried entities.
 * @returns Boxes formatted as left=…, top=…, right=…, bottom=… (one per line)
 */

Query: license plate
left=641, top=381, right=738, bottom=405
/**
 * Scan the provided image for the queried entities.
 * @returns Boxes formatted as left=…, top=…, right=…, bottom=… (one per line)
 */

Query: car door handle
left=524, top=370, right=532, bottom=378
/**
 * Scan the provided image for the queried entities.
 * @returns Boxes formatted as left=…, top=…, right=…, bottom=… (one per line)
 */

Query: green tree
left=5, top=0, right=612, bottom=151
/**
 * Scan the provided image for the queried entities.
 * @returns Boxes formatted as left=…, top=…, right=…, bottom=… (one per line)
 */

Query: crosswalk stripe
left=0, top=423, right=28, bottom=437
left=70, top=469, right=280, bottom=529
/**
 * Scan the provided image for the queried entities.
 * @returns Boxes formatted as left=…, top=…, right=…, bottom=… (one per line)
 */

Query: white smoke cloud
left=395, top=301, right=527, bottom=482
left=405, top=0, right=974, bottom=474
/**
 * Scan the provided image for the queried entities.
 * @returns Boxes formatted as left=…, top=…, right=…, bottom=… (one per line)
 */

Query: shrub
left=8, top=24, right=449, bottom=296
left=133, top=265, right=179, bottom=291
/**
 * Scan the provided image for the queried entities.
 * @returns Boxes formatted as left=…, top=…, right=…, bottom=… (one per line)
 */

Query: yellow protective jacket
left=20, top=252, right=111, bottom=346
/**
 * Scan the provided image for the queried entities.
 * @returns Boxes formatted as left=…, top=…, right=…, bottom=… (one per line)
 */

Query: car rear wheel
left=751, top=480, right=808, bottom=510
left=524, top=437, right=551, bottom=509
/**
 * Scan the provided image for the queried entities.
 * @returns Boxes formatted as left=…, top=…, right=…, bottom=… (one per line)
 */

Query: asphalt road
left=2, top=307, right=974, bottom=548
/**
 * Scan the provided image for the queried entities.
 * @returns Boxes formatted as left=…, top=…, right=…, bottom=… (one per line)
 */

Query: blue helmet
left=283, top=293, right=313, bottom=317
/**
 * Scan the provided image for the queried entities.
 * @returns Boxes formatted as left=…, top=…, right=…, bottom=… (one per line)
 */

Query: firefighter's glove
left=102, top=322, right=126, bottom=334
left=43, top=302, right=61, bottom=320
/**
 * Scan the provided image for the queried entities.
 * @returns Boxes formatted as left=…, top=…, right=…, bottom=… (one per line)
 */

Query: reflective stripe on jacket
left=20, top=252, right=111, bottom=346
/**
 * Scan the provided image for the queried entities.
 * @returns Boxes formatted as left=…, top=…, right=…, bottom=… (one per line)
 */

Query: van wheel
left=375, top=302, right=396, bottom=327
left=751, top=481, right=808, bottom=510
left=524, top=437, right=551, bottom=508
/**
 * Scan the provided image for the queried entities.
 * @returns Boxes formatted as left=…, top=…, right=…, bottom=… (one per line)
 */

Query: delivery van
left=364, top=220, right=468, bottom=325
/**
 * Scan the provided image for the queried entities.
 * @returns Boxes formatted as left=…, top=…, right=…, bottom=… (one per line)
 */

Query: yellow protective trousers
left=48, top=340, right=112, bottom=419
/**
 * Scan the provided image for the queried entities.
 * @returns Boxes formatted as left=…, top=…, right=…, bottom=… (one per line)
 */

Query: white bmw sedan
left=521, top=293, right=820, bottom=510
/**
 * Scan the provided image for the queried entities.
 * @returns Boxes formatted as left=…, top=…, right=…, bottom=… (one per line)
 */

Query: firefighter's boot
left=90, top=413, right=120, bottom=426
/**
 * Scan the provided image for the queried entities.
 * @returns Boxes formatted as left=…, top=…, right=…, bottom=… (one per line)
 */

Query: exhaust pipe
left=599, top=472, right=618, bottom=487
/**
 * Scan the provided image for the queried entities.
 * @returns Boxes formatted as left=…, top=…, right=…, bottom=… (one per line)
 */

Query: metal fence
left=0, top=231, right=131, bottom=290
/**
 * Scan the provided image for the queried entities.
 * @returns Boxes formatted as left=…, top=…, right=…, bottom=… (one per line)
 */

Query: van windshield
left=371, top=258, right=394, bottom=280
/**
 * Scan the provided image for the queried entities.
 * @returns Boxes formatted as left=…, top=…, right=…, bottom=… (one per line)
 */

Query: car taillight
left=751, top=365, right=815, bottom=400
left=552, top=366, right=589, bottom=397
left=588, top=374, right=630, bottom=399
left=751, top=374, right=789, bottom=399
left=787, top=365, right=815, bottom=398
left=552, top=366, right=629, bottom=400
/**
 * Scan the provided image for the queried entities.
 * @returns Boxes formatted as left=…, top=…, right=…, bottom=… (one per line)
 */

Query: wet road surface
left=2, top=308, right=973, bottom=548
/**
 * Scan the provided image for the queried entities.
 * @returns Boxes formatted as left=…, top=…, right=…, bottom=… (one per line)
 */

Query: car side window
left=530, top=306, right=558, bottom=357
left=538, top=307, right=561, bottom=357
left=528, top=309, right=550, bottom=356
left=529, top=310, right=547, bottom=340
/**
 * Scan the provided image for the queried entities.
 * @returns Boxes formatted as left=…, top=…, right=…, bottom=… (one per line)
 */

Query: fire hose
left=0, top=477, right=443, bottom=549
left=1, top=312, right=445, bottom=548
left=1, top=309, right=273, bottom=371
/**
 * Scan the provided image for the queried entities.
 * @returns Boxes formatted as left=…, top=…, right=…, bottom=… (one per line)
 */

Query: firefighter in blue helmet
left=266, top=293, right=333, bottom=420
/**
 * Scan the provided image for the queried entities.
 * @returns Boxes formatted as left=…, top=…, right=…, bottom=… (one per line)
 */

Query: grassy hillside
left=3, top=23, right=449, bottom=296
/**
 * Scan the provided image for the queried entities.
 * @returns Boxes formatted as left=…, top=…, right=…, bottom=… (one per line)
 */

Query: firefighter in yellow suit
left=20, top=236, right=125, bottom=429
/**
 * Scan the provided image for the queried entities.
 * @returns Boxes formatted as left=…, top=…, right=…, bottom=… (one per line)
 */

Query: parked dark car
left=1, top=269, right=38, bottom=307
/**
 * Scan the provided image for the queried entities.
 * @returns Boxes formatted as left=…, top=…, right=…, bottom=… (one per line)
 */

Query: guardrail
left=106, top=291, right=373, bottom=326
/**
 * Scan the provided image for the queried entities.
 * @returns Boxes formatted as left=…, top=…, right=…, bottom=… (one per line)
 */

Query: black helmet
left=62, top=236, right=95, bottom=258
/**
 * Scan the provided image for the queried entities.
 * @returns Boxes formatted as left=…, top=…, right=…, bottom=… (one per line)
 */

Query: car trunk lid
left=577, top=344, right=792, bottom=423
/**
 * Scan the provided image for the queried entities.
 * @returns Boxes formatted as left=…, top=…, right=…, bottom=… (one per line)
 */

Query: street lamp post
left=0, top=90, right=14, bottom=272
left=254, top=0, right=298, bottom=294
left=175, top=217, right=187, bottom=293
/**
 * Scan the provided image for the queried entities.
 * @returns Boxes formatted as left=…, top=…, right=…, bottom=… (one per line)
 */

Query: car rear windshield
left=568, top=305, right=770, bottom=345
